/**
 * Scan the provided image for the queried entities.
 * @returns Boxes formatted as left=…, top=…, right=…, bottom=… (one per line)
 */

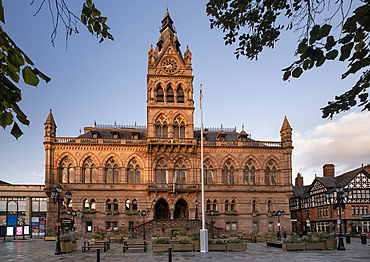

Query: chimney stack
left=295, top=173, right=304, bottom=186
left=323, top=164, right=335, bottom=178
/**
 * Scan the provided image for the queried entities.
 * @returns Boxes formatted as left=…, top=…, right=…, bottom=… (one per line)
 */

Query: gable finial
left=94, top=120, right=96, bottom=128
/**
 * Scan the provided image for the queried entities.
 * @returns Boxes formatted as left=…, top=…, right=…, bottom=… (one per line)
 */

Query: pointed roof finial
left=242, top=124, right=245, bottom=131
left=79, top=128, right=81, bottom=134
left=94, top=120, right=96, bottom=128
left=44, top=109, right=56, bottom=126
left=280, top=116, right=292, bottom=132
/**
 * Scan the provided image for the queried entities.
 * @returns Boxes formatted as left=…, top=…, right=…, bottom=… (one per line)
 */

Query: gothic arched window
left=213, top=200, right=217, bottom=211
left=167, top=85, right=174, bottom=103
left=225, top=200, right=229, bottom=212
left=156, top=115, right=168, bottom=138
left=206, top=199, right=211, bottom=211
left=132, top=199, right=137, bottom=211
left=157, top=85, right=164, bottom=102
left=231, top=200, right=236, bottom=211
left=223, top=159, right=235, bottom=185
left=83, top=157, right=97, bottom=183
left=125, top=199, right=131, bottom=211
left=252, top=199, right=257, bottom=212
left=173, top=115, right=185, bottom=138
left=156, top=159, right=168, bottom=183
left=177, top=85, right=184, bottom=103
left=244, top=160, right=256, bottom=185
left=265, top=160, right=277, bottom=185
left=174, top=159, right=186, bottom=183
left=267, top=200, right=272, bottom=212
left=113, top=199, right=118, bottom=211
left=204, top=159, right=214, bottom=185
left=60, top=157, right=74, bottom=183
left=106, top=199, right=111, bottom=211
left=106, top=158, right=119, bottom=183
left=128, top=158, right=141, bottom=183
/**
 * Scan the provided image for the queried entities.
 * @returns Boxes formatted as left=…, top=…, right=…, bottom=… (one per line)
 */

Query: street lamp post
left=273, top=210, right=285, bottom=241
left=138, top=209, right=150, bottom=240
left=50, top=185, right=71, bottom=255
left=326, top=185, right=352, bottom=251
left=207, top=210, right=215, bottom=239
left=195, top=200, right=199, bottom=220
left=152, top=200, right=156, bottom=220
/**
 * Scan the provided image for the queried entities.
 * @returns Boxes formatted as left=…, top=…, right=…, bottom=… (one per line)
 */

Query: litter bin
left=283, top=231, right=287, bottom=238
left=361, top=233, right=367, bottom=244
left=346, top=233, right=350, bottom=244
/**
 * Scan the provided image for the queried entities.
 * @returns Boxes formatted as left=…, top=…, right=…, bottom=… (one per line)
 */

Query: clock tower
left=147, top=10, right=194, bottom=139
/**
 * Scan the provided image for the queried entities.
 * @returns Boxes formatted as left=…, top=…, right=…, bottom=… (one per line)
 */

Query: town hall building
left=44, top=11, right=294, bottom=238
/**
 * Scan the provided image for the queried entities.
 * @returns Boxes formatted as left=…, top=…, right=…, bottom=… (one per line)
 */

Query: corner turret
left=280, top=116, right=292, bottom=146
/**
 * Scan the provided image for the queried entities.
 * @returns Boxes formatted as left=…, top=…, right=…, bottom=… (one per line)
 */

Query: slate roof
left=292, top=186, right=309, bottom=198
left=193, top=130, right=256, bottom=142
left=79, top=128, right=256, bottom=142
left=78, top=128, right=148, bottom=139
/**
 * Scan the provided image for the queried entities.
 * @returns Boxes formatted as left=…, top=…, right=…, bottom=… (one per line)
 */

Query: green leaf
left=32, top=68, right=51, bottom=83
left=283, top=70, right=291, bottom=81
left=326, top=50, right=338, bottom=60
left=22, top=66, right=39, bottom=86
left=309, top=25, right=320, bottom=44
left=319, top=24, right=332, bottom=39
left=16, top=113, right=29, bottom=126
left=292, top=67, right=303, bottom=78
left=297, top=39, right=307, bottom=53
left=10, top=122, right=23, bottom=139
left=339, top=43, right=354, bottom=61
left=86, top=0, right=93, bottom=8
left=0, top=111, right=13, bottom=129
left=8, top=49, right=24, bottom=67
left=81, top=14, right=87, bottom=25
left=316, top=56, right=326, bottom=67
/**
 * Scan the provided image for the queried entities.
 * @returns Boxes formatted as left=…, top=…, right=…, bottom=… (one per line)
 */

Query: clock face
left=162, top=58, right=178, bottom=74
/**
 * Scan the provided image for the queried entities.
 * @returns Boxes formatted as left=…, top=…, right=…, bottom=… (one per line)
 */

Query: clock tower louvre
left=147, top=10, right=194, bottom=139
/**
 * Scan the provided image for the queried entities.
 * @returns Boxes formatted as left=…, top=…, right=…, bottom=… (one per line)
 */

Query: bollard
left=346, top=233, right=351, bottom=244
left=299, top=231, right=303, bottom=238
left=283, top=231, right=287, bottom=239
left=96, top=249, right=100, bottom=262
left=360, top=233, right=367, bottom=245
left=168, top=247, right=172, bottom=262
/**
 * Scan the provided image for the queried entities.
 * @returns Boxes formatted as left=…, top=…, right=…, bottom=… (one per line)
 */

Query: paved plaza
left=1, top=238, right=370, bottom=261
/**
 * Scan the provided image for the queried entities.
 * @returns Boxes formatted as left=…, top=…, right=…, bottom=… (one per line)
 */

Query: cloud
left=32, top=171, right=44, bottom=177
left=293, top=111, right=370, bottom=185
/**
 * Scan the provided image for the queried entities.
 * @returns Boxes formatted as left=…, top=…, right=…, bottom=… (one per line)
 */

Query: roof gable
left=307, top=179, right=327, bottom=195
left=344, top=171, right=370, bottom=190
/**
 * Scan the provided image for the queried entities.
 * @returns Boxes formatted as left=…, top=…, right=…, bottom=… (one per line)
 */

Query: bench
left=82, top=240, right=109, bottom=253
left=82, top=244, right=106, bottom=253
left=122, top=240, right=147, bottom=253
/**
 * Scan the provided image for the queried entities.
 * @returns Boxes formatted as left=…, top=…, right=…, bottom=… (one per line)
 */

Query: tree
left=0, top=0, right=113, bottom=139
left=206, top=0, right=370, bottom=118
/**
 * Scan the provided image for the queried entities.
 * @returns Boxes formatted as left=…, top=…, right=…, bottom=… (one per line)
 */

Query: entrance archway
left=174, top=198, right=188, bottom=219
left=155, top=198, right=169, bottom=219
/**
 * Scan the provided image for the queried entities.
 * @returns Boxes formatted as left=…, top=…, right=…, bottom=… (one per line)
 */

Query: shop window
left=231, top=222, right=237, bottom=231
left=226, top=222, right=230, bottom=231
left=113, top=221, right=118, bottom=231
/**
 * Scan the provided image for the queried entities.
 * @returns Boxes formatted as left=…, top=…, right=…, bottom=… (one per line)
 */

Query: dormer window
left=217, top=134, right=226, bottom=141
left=91, top=131, right=99, bottom=139
left=131, top=132, right=140, bottom=140
left=111, top=131, right=119, bottom=139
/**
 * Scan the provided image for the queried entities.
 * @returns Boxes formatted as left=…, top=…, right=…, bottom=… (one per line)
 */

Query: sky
left=1, top=0, right=369, bottom=186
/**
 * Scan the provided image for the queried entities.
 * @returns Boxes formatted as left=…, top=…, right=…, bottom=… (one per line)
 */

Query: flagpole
left=200, top=84, right=208, bottom=252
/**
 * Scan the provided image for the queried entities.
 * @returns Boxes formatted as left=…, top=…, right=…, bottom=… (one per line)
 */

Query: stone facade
left=44, top=11, right=293, bottom=238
